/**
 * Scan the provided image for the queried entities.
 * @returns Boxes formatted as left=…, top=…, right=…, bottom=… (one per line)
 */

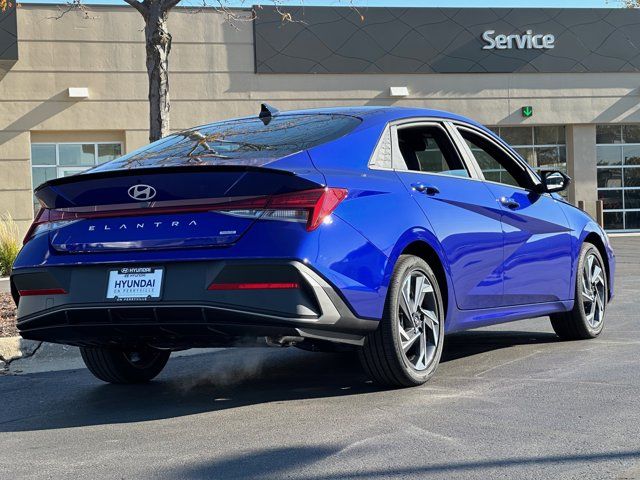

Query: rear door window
left=396, top=125, right=470, bottom=178
left=90, top=114, right=362, bottom=171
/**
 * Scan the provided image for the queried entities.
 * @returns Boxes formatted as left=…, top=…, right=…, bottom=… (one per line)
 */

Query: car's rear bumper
left=11, top=260, right=379, bottom=349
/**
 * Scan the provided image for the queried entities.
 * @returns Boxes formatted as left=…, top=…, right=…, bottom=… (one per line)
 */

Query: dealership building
left=2, top=4, right=640, bottom=233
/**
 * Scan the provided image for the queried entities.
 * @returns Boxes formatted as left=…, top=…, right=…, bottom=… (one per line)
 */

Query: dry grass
left=0, top=212, right=20, bottom=277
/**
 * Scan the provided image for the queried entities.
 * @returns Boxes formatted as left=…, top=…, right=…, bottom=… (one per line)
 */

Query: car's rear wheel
left=80, top=346, right=170, bottom=384
left=359, top=255, right=445, bottom=387
left=550, top=242, right=607, bottom=340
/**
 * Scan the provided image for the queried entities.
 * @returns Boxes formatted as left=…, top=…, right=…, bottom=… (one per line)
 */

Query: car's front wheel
left=550, top=242, right=608, bottom=340
left=359, top=255, right=445, bottom=387
left=80, top=346, right=170, bottom=384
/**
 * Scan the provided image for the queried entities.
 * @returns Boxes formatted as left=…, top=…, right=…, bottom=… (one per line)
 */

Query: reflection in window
left=90, top=114, right=362, bottom=172
left=598, top=190, right=623, bottom=210
left=597, top=124, right=640, bottom=231
left=59, top=144, right=96, bottom=166
left=627, top=211, right=640, bottom=229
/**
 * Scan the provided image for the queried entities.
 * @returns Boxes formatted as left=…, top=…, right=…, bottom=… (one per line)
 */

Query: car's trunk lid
left=35, top=163, right=324, bottom=252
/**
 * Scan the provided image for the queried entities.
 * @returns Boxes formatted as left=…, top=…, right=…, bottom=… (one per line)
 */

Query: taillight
left=23, top=208, right=82, bottom=244
left=222, top=187, right=348, bottom=231
left=22, top=187, right=348, bottom=244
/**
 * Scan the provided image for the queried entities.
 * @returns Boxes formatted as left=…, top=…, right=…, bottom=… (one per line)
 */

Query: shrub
left=0, top=212, right=20, bottom=276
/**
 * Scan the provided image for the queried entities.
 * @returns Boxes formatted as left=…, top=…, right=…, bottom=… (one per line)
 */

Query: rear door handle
left=412, top=183, right=440, bottom=195
left=499, top=196, right=520, bottom=209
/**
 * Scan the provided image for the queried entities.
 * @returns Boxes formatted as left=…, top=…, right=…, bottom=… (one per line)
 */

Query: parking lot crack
left=473, top=350, right=543, bottom=377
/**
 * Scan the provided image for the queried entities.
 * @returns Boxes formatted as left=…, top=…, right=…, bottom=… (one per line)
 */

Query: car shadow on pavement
left=0, top=329, right=561, bottom=433
left=167, top=445, right=640, bottom=479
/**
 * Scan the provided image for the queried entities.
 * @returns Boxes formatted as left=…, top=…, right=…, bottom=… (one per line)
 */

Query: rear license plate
left=106, top=267, right=163, bottom=301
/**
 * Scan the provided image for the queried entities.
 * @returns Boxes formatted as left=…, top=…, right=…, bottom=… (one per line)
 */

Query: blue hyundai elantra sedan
left=11, top=106, right=615, bottom=387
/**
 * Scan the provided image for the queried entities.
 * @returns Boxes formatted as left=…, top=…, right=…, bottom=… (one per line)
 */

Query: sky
left=18, top=0, right=623, bottom=8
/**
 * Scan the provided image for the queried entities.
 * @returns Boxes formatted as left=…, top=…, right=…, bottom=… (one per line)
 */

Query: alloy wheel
left=581, top=253, right=606, bottom=329
left=398, top=270, right=440, bottom=371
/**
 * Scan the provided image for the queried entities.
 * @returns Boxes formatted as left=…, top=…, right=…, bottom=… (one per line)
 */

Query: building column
left=566, top=124, right=597, bottom=218
left=0, top=131, right=36, bottom=236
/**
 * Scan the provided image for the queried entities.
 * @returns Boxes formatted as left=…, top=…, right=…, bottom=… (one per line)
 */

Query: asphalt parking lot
left=0, top=237, right=639, bottom=479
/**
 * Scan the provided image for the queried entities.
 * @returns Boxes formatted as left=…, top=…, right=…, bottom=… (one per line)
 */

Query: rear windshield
left=89, top=114, right=361, bottom=171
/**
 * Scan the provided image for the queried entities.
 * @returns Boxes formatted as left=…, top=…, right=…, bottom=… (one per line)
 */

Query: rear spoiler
left=34, top=164, right=295, bottom=194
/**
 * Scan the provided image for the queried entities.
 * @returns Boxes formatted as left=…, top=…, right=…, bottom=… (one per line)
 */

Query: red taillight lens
left=23, top=208, right=83, bottom=244
left=18, top=288, right=67, bottom=296
left=23, top=208, right=48, bottom=245
left=268, top=187, right=348, bottom=231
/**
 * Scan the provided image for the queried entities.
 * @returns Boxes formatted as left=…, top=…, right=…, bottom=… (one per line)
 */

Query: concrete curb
left=0, top=337, right=42, bottom=364
left=0, top=338, right=80, bottom=374
left=1, top=340, right=85, bottom=374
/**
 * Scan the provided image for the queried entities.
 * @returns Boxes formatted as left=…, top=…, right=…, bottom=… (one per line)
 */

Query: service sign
left=481, top=30, right=555, bottom=51
left=255, top=7, right=640, bottom=74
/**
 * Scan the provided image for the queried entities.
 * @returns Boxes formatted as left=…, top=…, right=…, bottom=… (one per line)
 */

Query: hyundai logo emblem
left=128, top=184, right=156, bottom=201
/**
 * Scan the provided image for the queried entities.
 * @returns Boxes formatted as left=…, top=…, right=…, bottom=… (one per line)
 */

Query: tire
left=550, top=242, right=608, bottom=340
left=80, top=346, right=170, bottom=384
left=359, top=255, right=445, bottom=387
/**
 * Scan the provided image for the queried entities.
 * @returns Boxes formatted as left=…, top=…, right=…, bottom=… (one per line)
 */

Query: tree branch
left=123, top=0, right=148, bottom=17
left=48, top=0, right=95, bottom=20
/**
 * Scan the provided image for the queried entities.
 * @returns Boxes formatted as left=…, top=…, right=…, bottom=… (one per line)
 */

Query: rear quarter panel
left=308, top=123, right=457, bottom=321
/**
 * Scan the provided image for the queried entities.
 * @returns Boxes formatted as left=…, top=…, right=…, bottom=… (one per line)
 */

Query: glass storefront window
left=534, top=126, right=565, bottom=145
left=499, top=127, right=533, bottom=146
left=491, top=126, right=566, bottom=173
left=597, top=146, right=622, bottom=166
left=596, top=125, right=623, bottom=144
left=98, top=144, right=122, bottom=164
left=31, top=142, right=122, bottom=213
left=597, top=124, right=640, bottom=231
left=58, top=144, right=96, bottom=166
left=491, top=126, right=567, bottom=197
left=626, top=211, right=640, bottom=229
left=31, top=144, right=56, bottom=166
left=598, top=189, right=623, bottom=210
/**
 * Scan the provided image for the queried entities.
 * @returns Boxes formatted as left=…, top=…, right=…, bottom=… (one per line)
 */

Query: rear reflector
left=208, top=282, right=299, bottom=291
left=19, top=288, right=67, bottom=296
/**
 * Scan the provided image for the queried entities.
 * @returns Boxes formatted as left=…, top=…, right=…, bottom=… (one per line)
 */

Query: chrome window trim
left=386, top=118, right=479, bottom=180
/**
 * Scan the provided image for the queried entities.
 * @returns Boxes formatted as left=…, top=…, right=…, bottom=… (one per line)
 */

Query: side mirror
left=539, top=170, right=571, bottom=193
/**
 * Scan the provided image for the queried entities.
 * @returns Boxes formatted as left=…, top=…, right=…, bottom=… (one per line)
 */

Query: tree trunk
left=145, top=3, right=171, bottom=142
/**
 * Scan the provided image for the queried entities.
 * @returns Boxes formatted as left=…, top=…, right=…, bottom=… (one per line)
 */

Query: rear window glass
left=90, top=114, right=361, bottom=171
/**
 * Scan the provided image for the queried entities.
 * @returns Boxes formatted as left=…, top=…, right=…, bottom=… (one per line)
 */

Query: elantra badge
left=128, top=184, right=156, bottom=201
